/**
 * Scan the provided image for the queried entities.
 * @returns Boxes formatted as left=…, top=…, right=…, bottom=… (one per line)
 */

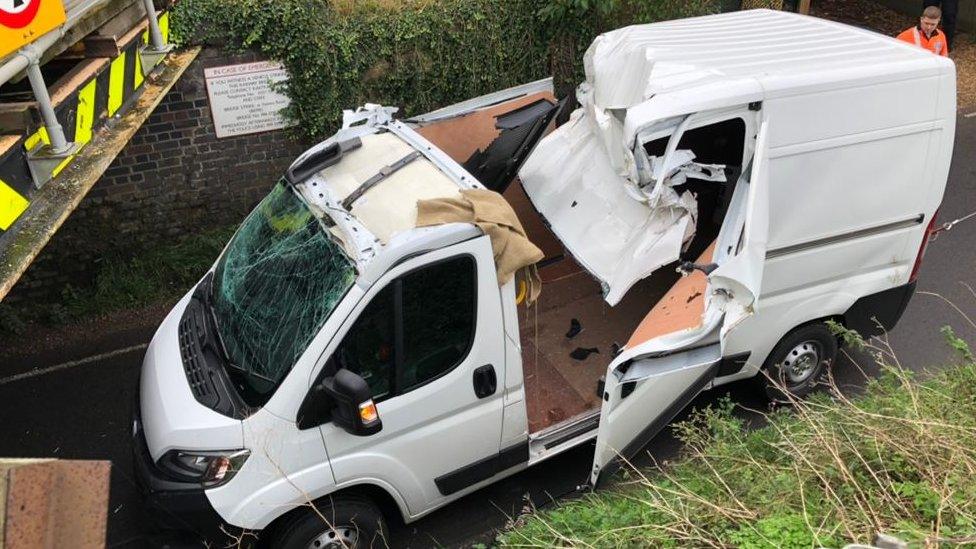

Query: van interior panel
left=503, top=176, right=726, bottom=434
left=626, top=241, right=716, bottom=349
left=414, top=91, right=557, bottom=167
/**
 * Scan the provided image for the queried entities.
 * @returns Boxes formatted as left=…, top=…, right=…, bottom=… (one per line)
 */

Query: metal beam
left=0, top=0, right=113, bottom=87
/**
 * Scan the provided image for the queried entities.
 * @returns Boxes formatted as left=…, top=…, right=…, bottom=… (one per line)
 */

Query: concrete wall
left=5, top=48, right=308, bottom=304
left=877, top=0, right=976, bottom=32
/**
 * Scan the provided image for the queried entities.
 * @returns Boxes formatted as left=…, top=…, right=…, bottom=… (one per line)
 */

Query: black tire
left=757, top=323, right=838, bottom=402
left=271, top=495, right=388, bottom=549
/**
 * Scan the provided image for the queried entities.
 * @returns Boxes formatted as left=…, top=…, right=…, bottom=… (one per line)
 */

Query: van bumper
left=843, top=281, right=916, bottom=338
left=132, top=414, right=242, bottom=544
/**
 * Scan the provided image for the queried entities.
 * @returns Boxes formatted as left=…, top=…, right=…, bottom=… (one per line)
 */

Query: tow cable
left=932, top=210, right=976, bottom=240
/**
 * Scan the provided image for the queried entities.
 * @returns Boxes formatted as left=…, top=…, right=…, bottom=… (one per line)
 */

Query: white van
left=134, top=10, right=955, bottom=547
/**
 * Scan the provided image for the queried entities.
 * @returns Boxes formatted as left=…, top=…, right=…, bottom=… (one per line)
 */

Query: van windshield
left=212, top=181, right=356, bottom=405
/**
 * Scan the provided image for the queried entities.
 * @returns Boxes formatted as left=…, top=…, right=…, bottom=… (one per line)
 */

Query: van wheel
left=758, top=323, right=837, bottom=401
left=270, top=495, right=388, bottom=549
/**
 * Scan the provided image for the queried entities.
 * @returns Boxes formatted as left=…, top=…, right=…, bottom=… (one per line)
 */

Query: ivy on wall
left=171, top=0, right=718, bottom=141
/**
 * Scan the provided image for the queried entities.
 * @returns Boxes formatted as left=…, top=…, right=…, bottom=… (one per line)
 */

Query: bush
left=170, top=0, right=718, bottom=141
left=500, top=328, right=976, bottom=547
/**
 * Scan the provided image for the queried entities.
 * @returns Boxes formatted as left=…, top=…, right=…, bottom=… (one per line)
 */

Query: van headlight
left=158, top=449, right=250, bottom=487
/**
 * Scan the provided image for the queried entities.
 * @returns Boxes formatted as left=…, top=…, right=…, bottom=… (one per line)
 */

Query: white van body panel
left=523, top=10, right=953, bottom=313
left=315, top=236, right=509, bottom=517
left=206, top=407, right=344, bottom=530
left=499, top=279, right=529, bottom=449
left=140, top=291, right=244, bottom=461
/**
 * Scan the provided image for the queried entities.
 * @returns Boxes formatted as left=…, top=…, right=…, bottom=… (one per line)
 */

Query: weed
left=0, top=226, right=235, bottom=334
left=500, top=331, right=976, bottom=548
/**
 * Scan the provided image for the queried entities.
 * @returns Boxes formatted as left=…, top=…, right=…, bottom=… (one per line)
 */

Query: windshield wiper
left=204, top=276, right=279, bottom=385
left=202, top=273, right=235, bottom=365
left=222, top=360, right=277, bottom=385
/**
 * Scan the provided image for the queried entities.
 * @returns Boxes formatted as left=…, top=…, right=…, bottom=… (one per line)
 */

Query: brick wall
left=6, top=48, right=309, bottom=304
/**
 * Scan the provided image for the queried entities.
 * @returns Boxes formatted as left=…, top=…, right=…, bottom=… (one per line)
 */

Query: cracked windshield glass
left=212, top=181, right=356, bottom=405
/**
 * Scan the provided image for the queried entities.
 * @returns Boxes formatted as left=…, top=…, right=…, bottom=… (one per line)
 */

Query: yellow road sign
left=1, top=0, right=67, bottom=58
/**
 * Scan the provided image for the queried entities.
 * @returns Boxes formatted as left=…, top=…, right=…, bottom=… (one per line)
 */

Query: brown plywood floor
left=521, top=263, right=679, bottom=433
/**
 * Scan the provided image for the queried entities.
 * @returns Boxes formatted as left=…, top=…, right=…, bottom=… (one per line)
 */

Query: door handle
left=472, top=364, right=497, bottom=399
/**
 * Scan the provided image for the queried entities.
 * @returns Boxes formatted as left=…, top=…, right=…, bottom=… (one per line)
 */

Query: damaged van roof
left=587, top=9, right=952, bottom=138
left=290, top=108, right=483, bottom=275
left=520, top=9, right=954, bottom=306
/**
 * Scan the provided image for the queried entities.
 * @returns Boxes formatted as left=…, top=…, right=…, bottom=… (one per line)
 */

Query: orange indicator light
left=359, top=400, right=379, bottom=424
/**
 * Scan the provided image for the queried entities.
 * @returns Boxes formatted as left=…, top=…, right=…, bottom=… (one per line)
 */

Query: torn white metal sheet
left=519, top=110, right=695, bottom=306
left=629, top=149, right=726, bottom=204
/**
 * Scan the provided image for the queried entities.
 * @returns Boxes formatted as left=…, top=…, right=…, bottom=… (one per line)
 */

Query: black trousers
left=923, top=0, right=958, bottom=48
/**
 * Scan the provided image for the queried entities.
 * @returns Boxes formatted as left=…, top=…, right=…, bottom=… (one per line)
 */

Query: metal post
left=23, top=50, right=69, bottom=154
left=141, top=0, right=166, bottom=52
left=20, top=45, right=79, bottom=188
left=137, top=0, right=172, bottom=77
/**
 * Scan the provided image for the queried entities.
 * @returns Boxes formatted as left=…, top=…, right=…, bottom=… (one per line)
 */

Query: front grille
left=179, top=309, right=213, bottom=401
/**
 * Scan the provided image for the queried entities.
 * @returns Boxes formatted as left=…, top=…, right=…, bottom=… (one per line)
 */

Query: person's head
left=920, top=6, right=942, bottom=36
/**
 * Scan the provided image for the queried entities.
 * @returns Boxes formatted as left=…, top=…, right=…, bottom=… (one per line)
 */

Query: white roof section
left=586, top=9, right=952, bottom=137
left=318, top=132, right=461, bottom=243
left=294, top=107, right=483, bottom=274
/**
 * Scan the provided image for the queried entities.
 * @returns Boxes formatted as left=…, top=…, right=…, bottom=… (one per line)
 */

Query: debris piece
left=610, top=342, right=621, bottom=358
left=547, top=408, right=566, bottom=424
left=565, top=318, right=582, bottom=338
left=570, top=347, right=600, bottom=360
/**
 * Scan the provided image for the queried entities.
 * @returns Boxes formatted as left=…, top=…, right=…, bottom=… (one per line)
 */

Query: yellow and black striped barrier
left=0, top=11, right=171, bottom=233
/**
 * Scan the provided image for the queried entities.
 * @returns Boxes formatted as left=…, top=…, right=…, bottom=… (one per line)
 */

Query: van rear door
left=589, top=119, right=770, bottom=486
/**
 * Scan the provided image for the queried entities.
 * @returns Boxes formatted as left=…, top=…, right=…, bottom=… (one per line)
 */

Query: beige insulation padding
left=319, top=133, right=460, bottom=243
left=417, top=189, right=544, bottom=304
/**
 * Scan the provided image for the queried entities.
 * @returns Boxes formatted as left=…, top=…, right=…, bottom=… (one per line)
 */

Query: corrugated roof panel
left=591, top=9, right=941, bottom=89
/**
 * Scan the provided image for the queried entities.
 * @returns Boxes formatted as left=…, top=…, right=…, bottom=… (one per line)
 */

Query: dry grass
left=501, top=323, right=976, bottom=548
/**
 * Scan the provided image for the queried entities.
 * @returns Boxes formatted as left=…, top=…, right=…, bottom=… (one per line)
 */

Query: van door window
left=330, top=255, right=477, bottom=399
left=335, top=285, right=395, bottom=399
left=400, top=256, right=477, bottom=391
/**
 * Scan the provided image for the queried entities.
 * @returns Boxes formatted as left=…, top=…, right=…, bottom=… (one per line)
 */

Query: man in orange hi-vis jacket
left=896, top=6, right=949, bottom=56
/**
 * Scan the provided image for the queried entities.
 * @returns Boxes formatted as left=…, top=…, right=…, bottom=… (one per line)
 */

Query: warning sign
left=204, top=61, right=294, bottom=139
left=0, top=0, right=66, bottom=58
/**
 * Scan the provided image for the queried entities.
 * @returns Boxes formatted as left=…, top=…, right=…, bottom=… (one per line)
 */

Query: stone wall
left=6, top=48, right=309, bottom=304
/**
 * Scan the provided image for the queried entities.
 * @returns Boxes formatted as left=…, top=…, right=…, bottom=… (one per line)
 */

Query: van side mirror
left=296, top=369, right=382, bottom=435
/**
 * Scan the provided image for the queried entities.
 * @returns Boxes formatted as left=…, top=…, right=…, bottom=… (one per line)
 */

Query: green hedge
left=170, top=0, right=718, bottom=141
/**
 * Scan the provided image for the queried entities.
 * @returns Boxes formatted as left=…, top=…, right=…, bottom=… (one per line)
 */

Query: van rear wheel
left=270, top=495, right=388, bottom=549
left=758, top=323, right=837, bottom=401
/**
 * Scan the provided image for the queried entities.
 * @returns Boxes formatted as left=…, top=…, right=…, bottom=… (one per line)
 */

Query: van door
left=710, top=119, right=770, bottom=330
left=589, top=119, right=770, bottom=486
left=316, top=236, right=511, bottom=514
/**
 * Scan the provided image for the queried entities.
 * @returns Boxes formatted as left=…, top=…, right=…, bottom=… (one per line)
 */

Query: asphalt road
left=1, top=114, right=974, bottom=548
